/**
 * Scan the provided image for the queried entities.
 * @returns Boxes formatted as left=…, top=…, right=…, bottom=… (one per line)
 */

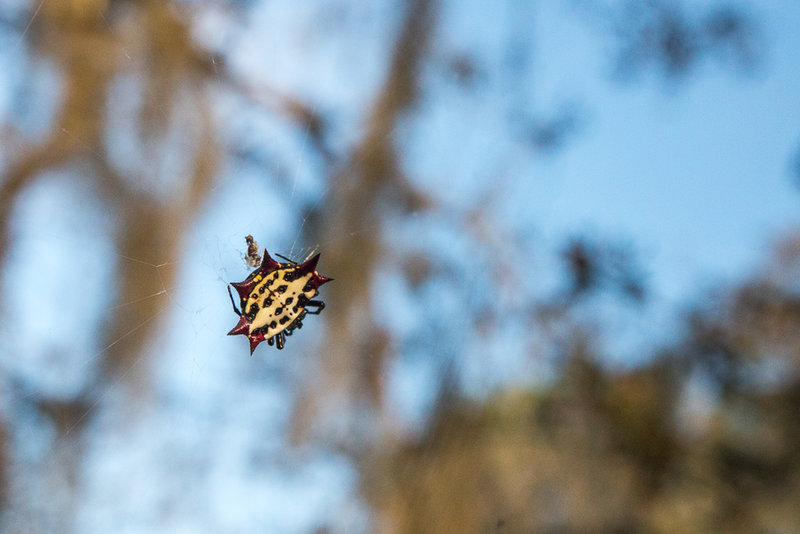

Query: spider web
left=3, top=0, right=800, bottom=532
left=0, top=2, right=396, bottom=532
left=0, top=152, right=380, bottom=533
left=0, top=0, right=735, bottom=531
left=0, top=156, right=368, bottom=531
left=0, top=0, right=553, bottom=529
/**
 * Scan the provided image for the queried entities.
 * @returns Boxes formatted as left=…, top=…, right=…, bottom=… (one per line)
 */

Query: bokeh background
left=1, top=0, right=800, bottom=532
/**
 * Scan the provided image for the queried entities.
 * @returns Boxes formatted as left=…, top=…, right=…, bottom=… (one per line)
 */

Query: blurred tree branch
left=0, top=1, right=222, bottom=523
left=291, top=0, right=436, bottom=447
left=0, top=0, right=790, bottom=532
left=366, top=233, right=800, bottom=533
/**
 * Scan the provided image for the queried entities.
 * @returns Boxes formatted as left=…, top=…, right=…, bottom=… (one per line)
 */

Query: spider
left=227, top=248, right=332, bottom=353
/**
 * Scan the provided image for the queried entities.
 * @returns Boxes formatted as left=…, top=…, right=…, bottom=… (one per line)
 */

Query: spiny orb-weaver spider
left=227, top=249, right=332, bottom=354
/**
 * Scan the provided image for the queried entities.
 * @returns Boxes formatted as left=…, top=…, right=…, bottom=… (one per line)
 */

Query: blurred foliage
left=604, top=0, right=760, bottom=79
left=365, top=238, right=800, bottom=532
left=0, top=0, right=795, bottom=532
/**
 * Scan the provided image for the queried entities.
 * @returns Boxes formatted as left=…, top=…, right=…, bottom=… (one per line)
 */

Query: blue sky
left=2, top=0, right=800, bottom=531
left=528, top=1, right=800, bottom=300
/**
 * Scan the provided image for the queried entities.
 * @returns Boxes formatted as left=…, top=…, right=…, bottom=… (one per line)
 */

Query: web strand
left=12, top=0, right=45, bottom=52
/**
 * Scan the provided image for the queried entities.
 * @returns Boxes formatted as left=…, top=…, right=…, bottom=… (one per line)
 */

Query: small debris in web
left=245, top=235, right=261, bottom=268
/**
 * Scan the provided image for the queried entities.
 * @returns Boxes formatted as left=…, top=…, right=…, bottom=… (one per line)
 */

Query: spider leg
left=303, top=300, right=325, bottom=315
left=286, top=313, right=307, bottom=335
left=287, top=311, right=307, bottom=333
left=227, top=285, right=242, bottom=316
left=276, top=332, right=286, bottom=350
left=275, top=253, right=298, bottom=265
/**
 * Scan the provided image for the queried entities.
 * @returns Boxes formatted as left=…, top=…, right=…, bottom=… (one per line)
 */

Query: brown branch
left=100, top=88, right=219, bottom=385
left=291, top=0, right=437, bottom=447
left=221, top=68, right=332, bottom=162
left=0, top=139, right=73, bottom=264
left=186, top=91, right=220, bottom=214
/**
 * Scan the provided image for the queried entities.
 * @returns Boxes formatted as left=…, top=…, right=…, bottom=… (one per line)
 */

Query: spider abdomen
left=246, top=268, right=317, bottom=338
left=227, top=249, right=332, bottom=354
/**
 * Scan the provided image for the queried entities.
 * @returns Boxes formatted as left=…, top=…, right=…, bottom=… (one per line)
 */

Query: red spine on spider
left=227, top=248, right=332, bottom=354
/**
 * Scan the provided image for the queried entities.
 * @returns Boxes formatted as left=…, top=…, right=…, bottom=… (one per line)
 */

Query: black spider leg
left=275, top=253, right=298, bottom=265
left=276, top=331, right=286, bottom=350
left=285, top=311, right=307, bottom=336
left=303, top=300, right=325, bottom=315
left=227, top=285, right=242, bottom=316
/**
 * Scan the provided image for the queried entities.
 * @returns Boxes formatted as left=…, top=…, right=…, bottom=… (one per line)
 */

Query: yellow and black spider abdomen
left=227, top=249, right=332, bottom=354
